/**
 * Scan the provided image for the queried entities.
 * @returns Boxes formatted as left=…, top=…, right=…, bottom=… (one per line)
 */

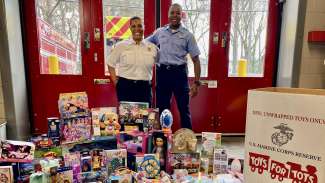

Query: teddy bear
left=100, top=112, right=121, bottom=136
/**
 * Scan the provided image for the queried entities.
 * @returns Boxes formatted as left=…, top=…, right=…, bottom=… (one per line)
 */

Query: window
left=36, top=0, right=81, bottom=75
left=103, top=0, right=144, bottom=75
left=172, top=0, right=211, bottom=77
left=228, top=0, right=269, bottom=77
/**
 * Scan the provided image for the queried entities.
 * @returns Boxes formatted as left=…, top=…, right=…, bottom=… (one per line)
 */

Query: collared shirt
left=107, top=39, right=158, bottom=81
left=147, top=25, right=200, bottom=65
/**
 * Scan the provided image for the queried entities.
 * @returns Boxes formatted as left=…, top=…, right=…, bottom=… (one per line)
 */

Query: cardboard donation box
left=244, top=87, right=325, bottom=183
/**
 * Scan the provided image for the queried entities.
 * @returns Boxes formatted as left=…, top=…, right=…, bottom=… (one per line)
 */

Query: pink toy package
left=60, top=116, right=92, bottom=144
left=118, top=131, right=148, bottom=154
left=0, top=140, right=35, bottom=163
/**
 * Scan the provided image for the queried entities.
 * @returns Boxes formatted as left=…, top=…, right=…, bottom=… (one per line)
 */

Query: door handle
left=221, top=32, right=227, bottom=48
left=216, top=115, right=222, bottom=127
left=210, top=115, right=222, bottom=129
left=213, top=32, right=219, bottom=45
left=210, top=116, right=216, bottom=127
left=84, top=32, right=90, bottom=50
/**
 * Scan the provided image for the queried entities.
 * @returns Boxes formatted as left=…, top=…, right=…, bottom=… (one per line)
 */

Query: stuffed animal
left=100, top=112, right=121, bottom=136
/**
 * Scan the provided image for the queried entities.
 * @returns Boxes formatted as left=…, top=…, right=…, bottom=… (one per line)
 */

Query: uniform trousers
left=156, top=64, right=192, bottom=129
left=116, top=77, right=152, bottom=106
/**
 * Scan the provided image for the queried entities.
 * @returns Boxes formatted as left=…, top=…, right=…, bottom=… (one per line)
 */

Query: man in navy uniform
left=147, top=3, right=201, bottom=129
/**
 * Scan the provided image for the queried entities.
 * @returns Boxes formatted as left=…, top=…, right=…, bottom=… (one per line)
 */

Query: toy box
left=147, top=131, right=173, bottom=172
left=60, top=116, right=92, bottom=144
left=91, top=107, right=119, bottom=136
left=80, top=151, right=92, bottom=173
left=58, top=92, right=89, bottom=119
left=143, top=108, right=160, bottom=132
left=119, top=131, right=148, bottom=154
left=135, top=154, right=144, bottom=172
left=57, top=169, right=73, bottom=183
left=138, top=154, right=160, bottom=179
left=0, top=140, right=35, bottom=162
left=64, top=152, right=81, bottom=182
left=0, top=166, right=13, bottom=183
left=17, top=163, right=34, bottom=182
left=245, top=88, right=325, bottom=182
left=31, top=134, right=54, bottom=149
left=47, top=117, right=61, bottom=146
left=170, top=153, right=200, bottom=174
left=103, top=149, right=127, bottom=175
left=118, top=101, right=149, bottom=132
left=213, top=149, right=228, bottom=175
left=201, top=132, right=222, bottom=157
left=91, top=149, right=104, bottom=171
left=34, top=146, right=62, bottom=159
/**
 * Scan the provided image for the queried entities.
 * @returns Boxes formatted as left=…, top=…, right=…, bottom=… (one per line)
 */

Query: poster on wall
left=244, top=88, right=325, bottom=183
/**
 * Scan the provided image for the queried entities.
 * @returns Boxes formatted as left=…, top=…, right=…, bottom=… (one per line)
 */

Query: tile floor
left=221, top=136, right=245, bottom=159
left=196, top=135, right=245, bottom=159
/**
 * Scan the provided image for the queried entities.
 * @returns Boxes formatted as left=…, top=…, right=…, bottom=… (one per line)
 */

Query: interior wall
left=277, top=0, right=300, bottom=87
left=0, top=0, right=30, bottom=140
left=298, top=0, right=325, bottom=88
left=0, top=0, right=8, bottom=124
left=0, top=74, right=5, bottom=122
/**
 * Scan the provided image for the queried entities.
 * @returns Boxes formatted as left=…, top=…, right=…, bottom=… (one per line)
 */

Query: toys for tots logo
left=248, top=152, right=318, bottom=183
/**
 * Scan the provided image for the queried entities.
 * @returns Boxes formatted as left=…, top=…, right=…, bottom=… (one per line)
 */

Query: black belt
left=118, top=77, right=151, bottom=85
left=158, top=64, right=186, bottom=70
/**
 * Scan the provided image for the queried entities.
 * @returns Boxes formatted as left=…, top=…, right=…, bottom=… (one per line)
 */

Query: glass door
left=215, top=0, right=280, bottom=133
left=162, top=0, right=280, bottom=133
left=168, top=0, right=217, bottom=132
left=90, top=0, right=155, bottom=107
left=23, top=0, right=156, bottom=133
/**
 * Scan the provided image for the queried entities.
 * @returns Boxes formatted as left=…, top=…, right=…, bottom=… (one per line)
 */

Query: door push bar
left=84, top=32, right=90, bottom=50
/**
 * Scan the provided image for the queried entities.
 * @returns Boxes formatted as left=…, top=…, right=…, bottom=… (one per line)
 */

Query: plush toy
left=100, top=112, right=121, bottom=136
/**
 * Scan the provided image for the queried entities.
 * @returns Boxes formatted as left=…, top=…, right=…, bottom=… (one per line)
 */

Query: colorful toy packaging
left=0, top=140, right=35, bottom=162
left=80, top=151, right=92, bottom=173
left=200, top=132, right=222, bottom=174
left=91, top=149, right=104, bottom=171
left=170, top=153, right=200, bottom=174
left=34, top=146, right=62, bottom=159
left=138, top=154, right=160, bottom=179
left=60, top=116, right=92, bottom=144
left=201, top=132, right=222, bottom=157
left=0, top=166, right=13, bottom=183
left=119, top=131, right=148, bottom=154
left=103, top=149, right=127, bottom=176
left=118, top=101, right=149, bottom=132
left=92, top=107, right=120, bottom=137
left=58, top=92, right=89, bottom=119
left=47, top=117, right=61, bottom=146
left=64, top=152, right=81, bottom=182
left=0, top=92, right=246, bottom=183
left=213, top=149, right=228, bottom=175
left=143, top=108, right=160, bottom=132
left=17, top=163, right=34, bottom=182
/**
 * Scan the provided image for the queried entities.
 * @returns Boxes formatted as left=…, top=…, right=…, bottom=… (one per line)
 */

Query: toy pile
left=0, top=92, right=244, bottom=183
